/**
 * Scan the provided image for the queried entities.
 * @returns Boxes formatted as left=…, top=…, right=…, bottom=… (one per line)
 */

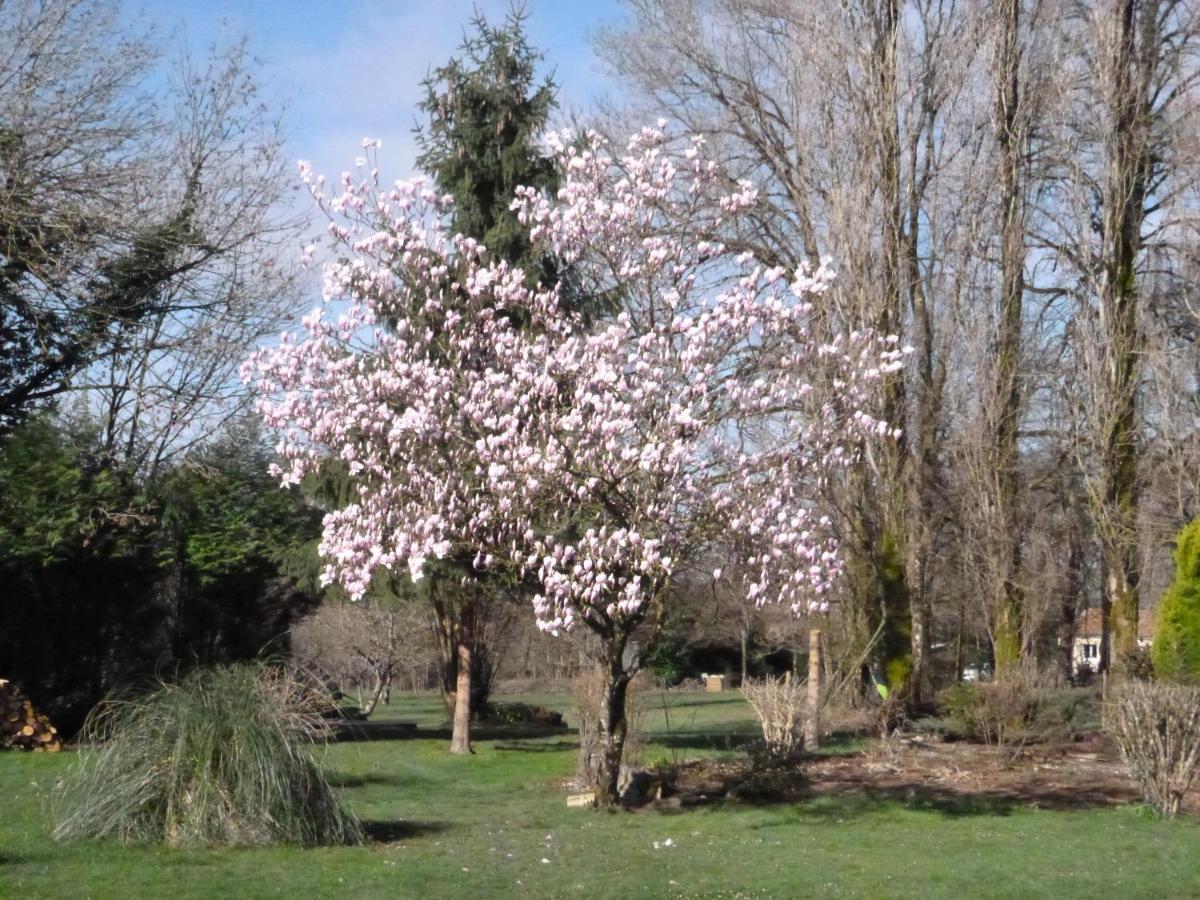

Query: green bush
left=52, top=664, right=362, bottom=847
left=1152, top=519, right=1200, bottom=683
left=645, top=640, right=689, bottom=686
left=485, top=701, right=564, bottom=727
left=937, top=674, right=1098, bottom=750
left=937, top=683, right=984, bottom=738
left=1028, top=687, right=1100, bottom=740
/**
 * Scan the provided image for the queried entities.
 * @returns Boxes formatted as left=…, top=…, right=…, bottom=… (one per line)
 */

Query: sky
left=154, top=0, right=630, bottom=190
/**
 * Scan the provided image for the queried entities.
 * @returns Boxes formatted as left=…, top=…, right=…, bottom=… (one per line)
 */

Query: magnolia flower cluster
left=244, top=127, right=906, bottom=632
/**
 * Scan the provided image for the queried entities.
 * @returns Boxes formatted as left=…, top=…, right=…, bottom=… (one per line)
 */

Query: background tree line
left=0, top=0, right=321, bottom=733
left=596, top=0, right=1200, bottom=697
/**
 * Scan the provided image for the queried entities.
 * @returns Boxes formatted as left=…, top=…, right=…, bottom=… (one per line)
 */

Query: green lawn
left=2, top=691, right=1197, bottom=899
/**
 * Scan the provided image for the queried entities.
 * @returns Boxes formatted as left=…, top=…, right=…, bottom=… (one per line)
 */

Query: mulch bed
left=640, top=733, right=1198, bottom=815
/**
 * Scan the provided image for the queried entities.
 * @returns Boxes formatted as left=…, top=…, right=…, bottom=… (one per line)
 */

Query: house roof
left=1075, top=607, right=1156, bottom=640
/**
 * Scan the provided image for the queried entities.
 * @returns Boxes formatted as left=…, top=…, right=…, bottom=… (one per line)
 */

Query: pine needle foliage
left=52, top=664, right=362, bottom=847
left=415, top=7, right=557, bottom=279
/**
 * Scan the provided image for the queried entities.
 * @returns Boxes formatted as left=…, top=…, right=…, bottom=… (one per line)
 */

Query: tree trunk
left=908, top=571, right=930, bottom=705
left=954, top=591, right=966, bottom=683
left=431, top=583, right=458, bottom=711
left=1100, top=431, right=1140, bottom=668
left=804, top=627, right=822, bottom=751
left=1060, top=509, right=1086, bottom=681
left=360, top=671, right=387, bottom=718
left=989, top=0, right=1028, bottom=676
left=740, top=625, right=749, bottom=686
left=872, top=0, right=929, bottom=709
left=1096, top=0, right=1149, bottom=669
left=449, top=599, right=474, bottom=755
left=593, top=646, right=632, bottom=808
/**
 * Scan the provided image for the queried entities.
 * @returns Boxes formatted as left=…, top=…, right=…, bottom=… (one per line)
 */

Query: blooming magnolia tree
left=245, top=126, right=905, bottom=805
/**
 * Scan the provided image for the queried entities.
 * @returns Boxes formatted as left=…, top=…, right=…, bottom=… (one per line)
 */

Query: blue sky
left=154, top=1, right=629, bottom=187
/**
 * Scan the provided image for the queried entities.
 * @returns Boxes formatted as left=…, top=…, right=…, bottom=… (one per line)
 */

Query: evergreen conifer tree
left=1152, top=520, right=1200, bottom=683
left=411, top=9, right=561, bottom=752
left=416, top=8, right=557, bottom=284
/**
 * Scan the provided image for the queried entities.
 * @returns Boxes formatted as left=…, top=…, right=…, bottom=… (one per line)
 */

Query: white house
left=1072, top=608, right=1154, bottom=674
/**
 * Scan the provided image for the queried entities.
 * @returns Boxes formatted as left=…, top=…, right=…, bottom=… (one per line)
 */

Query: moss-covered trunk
left=1095, top=0, right=1151, bottom=670
left=988, top=0, right=1028, bottom=676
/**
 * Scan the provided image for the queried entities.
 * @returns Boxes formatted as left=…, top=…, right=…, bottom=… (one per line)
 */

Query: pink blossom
left=245, top=129, right=904, bottom=634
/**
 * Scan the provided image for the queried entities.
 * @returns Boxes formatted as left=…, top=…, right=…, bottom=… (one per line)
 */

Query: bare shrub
left=820, top=693, right=876, bottom=737
left=939, top=665, right=1045, bottom=762
left=573, top=667, right=645, bottom=788
left=741, top=674, right=806, bottom=759
left=1107, top=680, right=1200, bottom=818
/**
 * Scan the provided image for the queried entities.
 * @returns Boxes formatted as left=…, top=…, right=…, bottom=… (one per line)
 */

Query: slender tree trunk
left=361, top=670, right=387, bottom=717
left=1099, top=400, right=1140, bottom=669
left=449, top=598, right=475, bottom=755
left=740, top=625, right=749, bottom=686
left=1060, top=516, right=1086, bottom=681
left=870, top=0, right=928, bottom=707
left=431, top=582, right=457, bottom=711
left=804, top=627, right=822, bottom=751
left=362, top=618, right=397, bottom=716
left=954, top=592, right=966, bottom=683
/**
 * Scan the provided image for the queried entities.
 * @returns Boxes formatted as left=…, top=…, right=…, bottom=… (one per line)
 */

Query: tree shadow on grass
left=334, top=722, right=570, bottom=743
left=636, top=744, right=1139, bottom=821
left=785, top=786, right=1021, bottom=819
left=332, top=721, right=419, bottom=742
left=326, top=772, right=406, bottom=789
left=782, top=781, right=1138, bottom=819
left=652, top=780, right=1133, bottom=821
left=494, top=740, right=580, bottom=752
left=361, top=820, right=450, bottom=843
left=656, top=695, right=751, bottom=711
left=645, top=729, right=760, bottom=752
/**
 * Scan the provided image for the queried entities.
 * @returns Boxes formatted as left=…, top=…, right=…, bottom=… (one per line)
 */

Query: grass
left=2, top=689, right=1199, bottom=898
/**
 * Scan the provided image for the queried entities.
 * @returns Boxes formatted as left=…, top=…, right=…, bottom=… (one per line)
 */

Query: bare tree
left=598, top=0, right=984, bottom=703
left=293, top=601, right=434, bottom=717
left=1042, top=0, right=1200, bottom=669
left=0, top=0, right=303, bottom=468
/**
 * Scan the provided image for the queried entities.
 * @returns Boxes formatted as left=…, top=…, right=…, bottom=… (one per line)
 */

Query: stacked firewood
left=0, top=679, right=60, bottom=752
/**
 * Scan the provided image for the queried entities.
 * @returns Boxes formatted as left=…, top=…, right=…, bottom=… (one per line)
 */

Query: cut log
left=0, top=679, right=59, bottom=752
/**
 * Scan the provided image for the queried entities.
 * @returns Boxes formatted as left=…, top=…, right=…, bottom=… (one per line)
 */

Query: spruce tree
left=416, top=8, right=557, bottom=284
left=412, top=9, right=559, bottom=751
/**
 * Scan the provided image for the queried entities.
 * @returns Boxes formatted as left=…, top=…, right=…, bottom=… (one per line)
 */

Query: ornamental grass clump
left=52, top=663, right=363, bottom=847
